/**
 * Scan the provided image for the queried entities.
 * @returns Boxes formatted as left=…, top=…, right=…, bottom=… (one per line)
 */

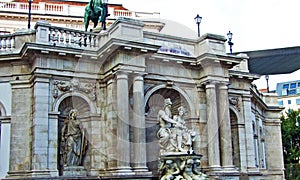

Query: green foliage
left=281, top=109, right=300, bottom=164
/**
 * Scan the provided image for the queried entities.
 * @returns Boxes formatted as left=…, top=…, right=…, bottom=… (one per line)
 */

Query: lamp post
left=227, top=31, right=234, bottom=54
left=194, top=14, right=202, bottom=37
left=28, top=0, right=33, bottom=29
left=102, top=0, right=109, bottom=30
left=265, top=75, right=269, bottom=93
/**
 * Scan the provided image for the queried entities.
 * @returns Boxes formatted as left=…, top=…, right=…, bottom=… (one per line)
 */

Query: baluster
left=0, top=38, right=2, bottom=50
left=54, top=29, right=59, bottom=44
left=75, top=32, right=80, bottom=47
left=7, top=36, right=11, bottom=49
left=49, top=28, right=53, bottom=42
left=82, top=33, right=87, bottom=47
left=70, top=32, right=75, bottom=46
left=88, top=34, right=92, bottom=47
left=59, top=29, right=64, bottom=44
left=2, top=37, right=7, bottom=50
left=65, top=31, right=70, bottom=45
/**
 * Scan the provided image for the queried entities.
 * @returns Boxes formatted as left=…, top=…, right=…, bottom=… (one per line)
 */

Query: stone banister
left=0, top=21, right=101, bottom=53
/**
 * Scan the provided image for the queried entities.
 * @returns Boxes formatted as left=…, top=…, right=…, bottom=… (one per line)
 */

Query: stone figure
left=157, top=99, right=195, bottom=154
left=60, top=109, right=87, bottom=166
left=159, top=160, right=181, bottom=180
left=84, top=0, right=103, bottom=31
left=173, top=106, right=196, bottom=152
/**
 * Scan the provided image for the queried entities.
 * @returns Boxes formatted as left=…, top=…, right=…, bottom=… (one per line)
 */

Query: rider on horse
left=84, top=0, right=104, bottom=31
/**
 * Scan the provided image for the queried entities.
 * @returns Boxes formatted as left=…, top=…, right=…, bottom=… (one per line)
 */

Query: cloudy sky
left=110, top=0, right=300, bottom=53
left=109, top=0, right=300, bottom=90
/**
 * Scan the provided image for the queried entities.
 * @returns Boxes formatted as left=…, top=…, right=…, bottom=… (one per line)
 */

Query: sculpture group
left=157, top=98, right=207, bottom=179
left=157, top=98, right=196, bottom=154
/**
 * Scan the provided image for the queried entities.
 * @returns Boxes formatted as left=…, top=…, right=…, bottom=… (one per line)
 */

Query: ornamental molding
left=53, top=79, right=96, bottom=101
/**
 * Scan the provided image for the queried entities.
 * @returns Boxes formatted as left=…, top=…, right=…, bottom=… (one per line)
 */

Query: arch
left=144, top=84, right=195, bottom=117
left=0, top=101, right=7, bottom=116
left=229, top=108, right=240, bottom=168
left=53, top=91, right=96, bottom=114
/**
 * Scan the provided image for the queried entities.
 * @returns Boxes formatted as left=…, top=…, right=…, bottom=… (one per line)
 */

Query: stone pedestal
left=62, top=166, right=87, bottom=177
left=158, top=154, right=207, bottom=180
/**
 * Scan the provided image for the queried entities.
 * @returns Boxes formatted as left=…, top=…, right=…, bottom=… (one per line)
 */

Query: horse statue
left=84, top=0, right=103, bottom=31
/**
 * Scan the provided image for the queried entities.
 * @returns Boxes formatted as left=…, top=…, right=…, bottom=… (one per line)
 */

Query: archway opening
left=230, top=109, right=240, bottom=168
left=145, top=88, right=190, bottom=174
left=57, top=96, right=90, bottom=175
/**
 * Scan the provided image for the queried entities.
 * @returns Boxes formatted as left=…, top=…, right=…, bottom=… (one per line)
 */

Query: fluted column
left=205, top=83, right=221, bottom=169
left=132, top=75, right=148, bottom=172
left=217, top=83, right=234, bottom=168
left=116, top=72, right=132, bottom=172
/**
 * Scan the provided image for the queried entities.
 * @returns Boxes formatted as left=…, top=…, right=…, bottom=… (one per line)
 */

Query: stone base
left=62, top=166, right=87, bottom=177
left=159, top=154, right=207, bottom=180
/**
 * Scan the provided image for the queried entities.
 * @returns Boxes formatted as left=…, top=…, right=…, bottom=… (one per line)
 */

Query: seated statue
left=157, top=98, right=196, bottom=154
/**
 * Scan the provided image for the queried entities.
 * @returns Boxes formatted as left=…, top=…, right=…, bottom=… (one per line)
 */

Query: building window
left=298, top=83, right=300, bottom=87
left=296, top=98, right=300, bottom=105
left=288, top=99, right=292, bottom=104
left=283, top=84, right=289, bottom=89
left=278, top=100, right=283, bottom=106
left=290, top=83, right=297, bottom=89
left=290, top=89, right=296, bottom=95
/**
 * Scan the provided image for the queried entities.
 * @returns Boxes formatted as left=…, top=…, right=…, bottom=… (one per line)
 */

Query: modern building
left=276, top=80, right=300, bottom=112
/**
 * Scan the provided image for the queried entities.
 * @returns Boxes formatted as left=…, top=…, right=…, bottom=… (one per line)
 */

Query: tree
left=281, top=109, right=300, bottom=164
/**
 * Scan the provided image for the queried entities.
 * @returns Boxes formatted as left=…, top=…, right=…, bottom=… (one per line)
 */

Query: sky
left=109, top=0, right=300, bottom=91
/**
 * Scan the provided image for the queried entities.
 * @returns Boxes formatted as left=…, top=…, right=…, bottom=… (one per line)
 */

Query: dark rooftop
left=235, top=46, right=300, bottom=75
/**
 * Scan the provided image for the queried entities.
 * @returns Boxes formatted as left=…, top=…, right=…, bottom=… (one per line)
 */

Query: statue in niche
left=60, top=109, right=88, bottom=167
left=157, top=98, right=196, bottom=154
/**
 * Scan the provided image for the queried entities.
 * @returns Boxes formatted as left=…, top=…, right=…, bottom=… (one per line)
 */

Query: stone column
left=205, top=83, right=221, bottom=169
left=132, top=75, right=148, bottom=172
left=217, top=83, right=234, bottom=168
left=242, top=94, right=257, bottom=170
left=116, top=72, right=132, bottom=172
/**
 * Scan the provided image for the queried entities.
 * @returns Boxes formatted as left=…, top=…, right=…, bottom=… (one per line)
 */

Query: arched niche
left=230, top=107, right=240, bottom=168
left=144, top=86, right=193, bottom=174
left=56, top=95, right=91, bottom=175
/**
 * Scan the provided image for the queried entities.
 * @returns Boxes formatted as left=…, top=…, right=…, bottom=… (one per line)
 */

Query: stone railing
left=0, top=1, right=159, bottom=18
left=0, top=21, right=101, bottom=52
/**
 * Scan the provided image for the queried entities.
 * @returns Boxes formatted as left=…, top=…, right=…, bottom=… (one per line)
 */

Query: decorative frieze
left=53, top=79, right=96, bottom=101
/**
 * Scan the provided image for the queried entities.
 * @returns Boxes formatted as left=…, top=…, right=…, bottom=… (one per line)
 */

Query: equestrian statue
left=84, top=0, right=107, bottom=31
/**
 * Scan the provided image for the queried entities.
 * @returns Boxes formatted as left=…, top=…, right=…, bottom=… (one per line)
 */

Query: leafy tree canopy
left=281, top=109, right=300, bottom=164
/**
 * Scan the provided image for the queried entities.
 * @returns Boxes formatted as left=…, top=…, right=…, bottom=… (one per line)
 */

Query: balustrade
left=0, top=35, right=15, bottom=51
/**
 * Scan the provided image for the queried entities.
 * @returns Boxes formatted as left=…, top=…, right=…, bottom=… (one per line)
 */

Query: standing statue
left=84, top=0, right=103, bottom=31
left=60, top=109, right=87, bottom=166
left=157, top=98, right=195, bottom=154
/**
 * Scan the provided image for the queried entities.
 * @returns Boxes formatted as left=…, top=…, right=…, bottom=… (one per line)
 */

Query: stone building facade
left=0, top=18, right=284, bottom=179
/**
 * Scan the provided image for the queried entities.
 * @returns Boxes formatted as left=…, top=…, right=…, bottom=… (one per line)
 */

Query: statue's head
left=164, top=98, right=172, bottom=106
left=69, top=109, right=78, bottom=119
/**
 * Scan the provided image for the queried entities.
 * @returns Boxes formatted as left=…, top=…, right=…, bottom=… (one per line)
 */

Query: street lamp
left=194, top=14, right=202, bottom=37
left=265, top=75, right=269, bottom=93
left=102, top=0, right=109, bottom=30
left=28, top=0, right=33, bottom=29
left=227, top=31, right=234, bottom=54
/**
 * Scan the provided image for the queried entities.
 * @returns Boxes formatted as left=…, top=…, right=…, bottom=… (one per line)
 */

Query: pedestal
left=62, top=166, right=87, bottom=177
left=158, top=154, right=207, bottom=180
